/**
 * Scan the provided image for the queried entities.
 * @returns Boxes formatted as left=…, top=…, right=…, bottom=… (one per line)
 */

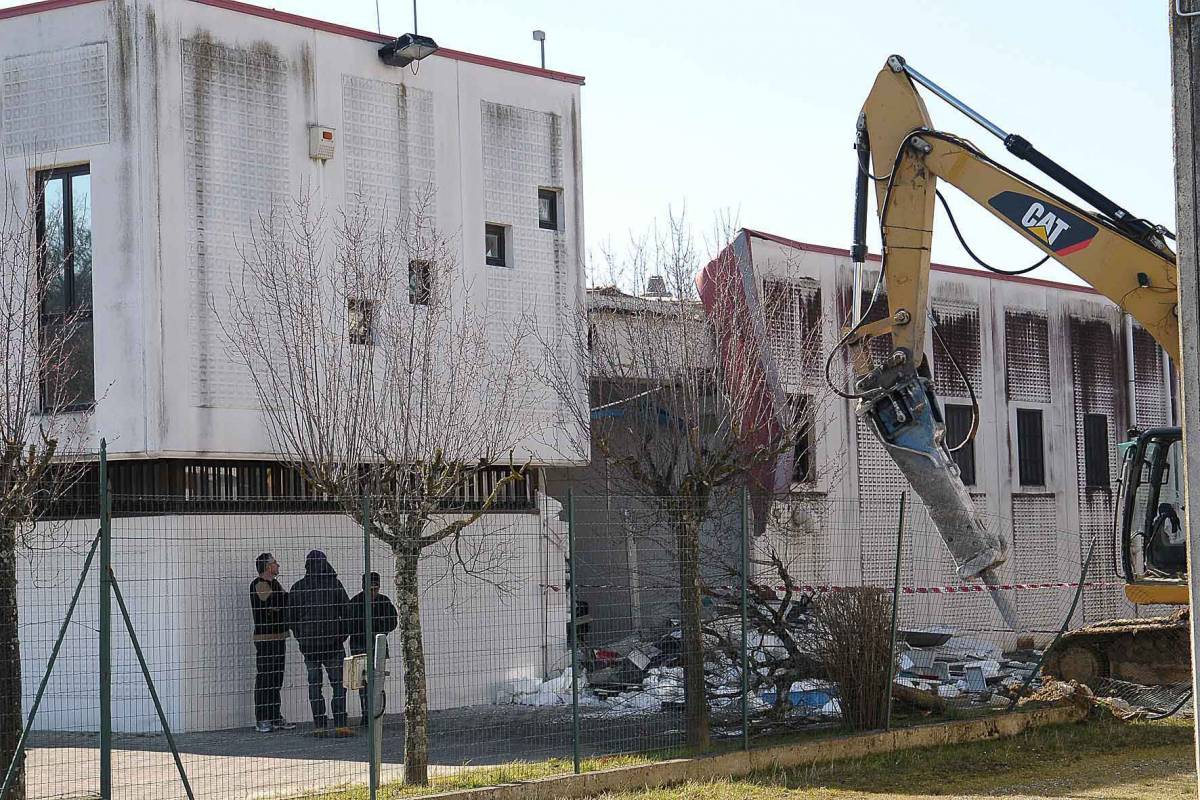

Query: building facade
left=3, top=0, right=586, bottom=731
left=744, top=228, right=1174, bottom=630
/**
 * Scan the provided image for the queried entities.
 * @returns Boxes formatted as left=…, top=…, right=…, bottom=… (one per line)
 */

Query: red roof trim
left=0, top=0, right=103, bottom=21
left=0, top=0, right=587, bottom=84
left=742, top=228, right=1100, bottom=296
left=192, top=0, right=586, bottom=85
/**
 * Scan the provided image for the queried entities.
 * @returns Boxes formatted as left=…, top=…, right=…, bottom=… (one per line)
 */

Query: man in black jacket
left=250, top=553, right=294, bottom=733
left=290, top=550, right=353, bottom=736
left=348, top=572, right=398, bottom=725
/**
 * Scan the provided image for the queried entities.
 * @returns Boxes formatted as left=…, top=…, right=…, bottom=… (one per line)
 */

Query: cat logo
left=988, top=191, right=1098, bottom=256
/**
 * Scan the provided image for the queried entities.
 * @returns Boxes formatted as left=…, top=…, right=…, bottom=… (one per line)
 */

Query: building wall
left=0, top=0, right=587, bottom=465
left=18, top=501, right=569, bottom=733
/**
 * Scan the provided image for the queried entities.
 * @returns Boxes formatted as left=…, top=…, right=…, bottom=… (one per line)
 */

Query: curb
left=416, top=706, right=1086, bottom=800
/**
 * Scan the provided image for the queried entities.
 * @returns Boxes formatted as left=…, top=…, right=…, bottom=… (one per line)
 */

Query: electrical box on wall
left=308, top=125, right=336, bottom=160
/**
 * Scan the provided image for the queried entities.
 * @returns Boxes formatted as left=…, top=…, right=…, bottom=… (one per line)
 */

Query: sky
left=3, top=0, right=1176, bottom=285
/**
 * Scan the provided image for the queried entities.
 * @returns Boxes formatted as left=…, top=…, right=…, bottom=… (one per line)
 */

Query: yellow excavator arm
left=848, top=56, right=1183, bottom=610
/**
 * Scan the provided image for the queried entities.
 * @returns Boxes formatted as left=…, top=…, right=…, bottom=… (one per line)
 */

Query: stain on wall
left=182, top=36, right=289, bottom=408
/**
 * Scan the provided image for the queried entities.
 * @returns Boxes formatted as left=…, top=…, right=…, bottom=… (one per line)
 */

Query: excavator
left=846, top=55, right=1190, bottom=690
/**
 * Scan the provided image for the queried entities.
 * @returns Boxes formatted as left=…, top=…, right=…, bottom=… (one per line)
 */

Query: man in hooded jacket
left=290, top=550, right=352, bottom=736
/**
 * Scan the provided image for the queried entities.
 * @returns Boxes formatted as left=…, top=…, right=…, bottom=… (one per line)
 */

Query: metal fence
left=1, top=455, right=1128, bottom=799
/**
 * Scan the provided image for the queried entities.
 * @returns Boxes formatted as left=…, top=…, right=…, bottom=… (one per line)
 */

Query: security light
left=379, top=33, right=439, bottom=67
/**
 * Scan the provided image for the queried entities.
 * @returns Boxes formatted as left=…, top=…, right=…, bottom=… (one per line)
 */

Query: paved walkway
left=25, top=705, right=686, bottom=799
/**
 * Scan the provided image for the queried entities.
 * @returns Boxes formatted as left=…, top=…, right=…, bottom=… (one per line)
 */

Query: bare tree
left=0, top=166, right=92, bottom=800
left=542, top=212, right=830, bottom=749
left=222, top=187, right=540, bottom=785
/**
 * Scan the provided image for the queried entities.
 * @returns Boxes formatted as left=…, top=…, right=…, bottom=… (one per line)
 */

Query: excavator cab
left=1120, top=427, right=1188, bottom=604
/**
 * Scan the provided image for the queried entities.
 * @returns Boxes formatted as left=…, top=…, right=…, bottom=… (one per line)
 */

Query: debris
left=893, top=682, right=946, bottom=713
left=1016, top=679, right=1095, bottom=713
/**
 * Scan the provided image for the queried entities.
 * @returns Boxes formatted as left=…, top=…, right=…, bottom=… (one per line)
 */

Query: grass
left=304, top=753, right=657, bottom=799
left=596, top=717, right=1197, bottom=799
left=299, top=717, right=1198, bottom=800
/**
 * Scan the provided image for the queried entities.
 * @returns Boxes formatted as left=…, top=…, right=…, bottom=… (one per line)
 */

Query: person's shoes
left=272, top=718, right=297, bottom=731
left=334, top=726, right=355, bottom=738
left=312, top=724, right=330, bottom=738
left=255, top=721, right=273, bottom=733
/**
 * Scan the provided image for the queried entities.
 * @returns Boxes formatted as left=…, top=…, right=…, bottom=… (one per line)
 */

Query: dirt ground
left=593, top=718, right=1198, bottom=800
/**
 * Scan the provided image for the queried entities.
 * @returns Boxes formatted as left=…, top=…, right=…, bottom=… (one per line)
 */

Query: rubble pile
left=893, top=632, right=1045, bottom=710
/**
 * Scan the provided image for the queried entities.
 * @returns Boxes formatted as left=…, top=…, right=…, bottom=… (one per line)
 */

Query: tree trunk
left=0, top=521, right=23, bottom=800
left=674, top=516, right=709, bottom=749
left=393, top=538, right=430, bottom=785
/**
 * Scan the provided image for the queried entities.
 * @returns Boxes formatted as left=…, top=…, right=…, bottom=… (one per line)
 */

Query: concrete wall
left=18, top=498, right=569, bottom=733
left=0, top=0, right=587, bottom=465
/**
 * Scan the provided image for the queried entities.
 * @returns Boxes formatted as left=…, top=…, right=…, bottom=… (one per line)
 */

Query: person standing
left=290, top=550, right=353, bottom=736
left=250, top=553, right=295, bottom=733
left=348, top=572, right=398, bottom=725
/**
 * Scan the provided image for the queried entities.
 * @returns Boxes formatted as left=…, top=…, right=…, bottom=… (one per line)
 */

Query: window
left=37, top=165, right=94, bottom=411
left=538, top=188, right=560, bottom=231
left=409, top=259, right=432, bottom=305
left=790, top=394, right=814, bottom=483
left=1016, top=408, right=1045, bottom=486
left=485, top=223, right=507, bottom=267
left=1083, top=413, right=1110, bottom=488
left=348, top=298, right=374, bottom=345
left=944, top=403, right=976, bottom=486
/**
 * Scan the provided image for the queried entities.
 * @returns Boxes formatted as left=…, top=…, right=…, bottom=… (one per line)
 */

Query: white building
left=4, top=0, right=586, bottom=732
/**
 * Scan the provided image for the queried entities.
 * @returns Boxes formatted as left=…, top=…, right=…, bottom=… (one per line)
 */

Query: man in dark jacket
left=289, top=550, right=352, bottom=736
left=250, top=553, right=294, bottom=733
left=348, top=572, right=398, bottom=724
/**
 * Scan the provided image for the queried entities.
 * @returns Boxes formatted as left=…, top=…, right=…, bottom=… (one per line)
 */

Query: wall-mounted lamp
left=378, top=0, right=438, bottom=67
left=379, top=32, right=439, bottom=67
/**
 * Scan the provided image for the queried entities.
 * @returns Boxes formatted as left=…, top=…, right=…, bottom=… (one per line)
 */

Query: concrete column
left=1168, top=3, right=1200, bottom=793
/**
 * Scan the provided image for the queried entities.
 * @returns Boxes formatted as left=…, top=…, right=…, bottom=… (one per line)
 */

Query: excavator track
left=1043, top=610, right=1191, bottom=688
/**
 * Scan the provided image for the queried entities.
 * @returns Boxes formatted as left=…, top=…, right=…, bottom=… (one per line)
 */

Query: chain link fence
left=1, top=464, right=1144, bottom=799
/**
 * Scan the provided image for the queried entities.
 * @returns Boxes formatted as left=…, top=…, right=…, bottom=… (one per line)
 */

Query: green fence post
left=739, top=487, right=750, bottom=752
left=363, top=495, right=377, bottom=800
left=884, top=491, right=906, bottom=732
left=99, top=439, right=112, bottom=800
left=567, top=489, right=580, bottom=775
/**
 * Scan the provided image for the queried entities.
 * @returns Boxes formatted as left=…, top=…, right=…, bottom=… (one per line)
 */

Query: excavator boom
left=852, top=56, right=1183, bottom=625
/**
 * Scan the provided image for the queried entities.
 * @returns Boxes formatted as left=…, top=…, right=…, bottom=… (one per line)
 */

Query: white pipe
left=1123, top=313, right=1137, bottom=430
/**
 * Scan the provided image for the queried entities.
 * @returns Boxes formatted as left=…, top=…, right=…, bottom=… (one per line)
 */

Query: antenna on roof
left=412, top=0, right=419, bottom=35
left=374, top=0, right=381, bottom=33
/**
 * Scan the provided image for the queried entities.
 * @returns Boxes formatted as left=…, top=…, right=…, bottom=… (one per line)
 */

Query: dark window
left=538, top=188, right=560, bottom=230
left=409, top=259, right=432, bottom=305
left=348, top=298, right=374, bottom=345
left=1016, top=408, right=1045, bottom=486
left=790, top=394, right=814, bottom=483
left=1083, top=413, right=1110, bottom=488
left=485, top=223, right=507, bottom=267
left=944, top=403, right=976, bottom=486
left=37, top=165, right=94, bottom=412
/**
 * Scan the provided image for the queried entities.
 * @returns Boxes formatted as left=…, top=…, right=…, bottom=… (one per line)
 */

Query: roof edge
left=742, top=227, right=1100, bottom=296
left=192, top=0, right=586, bottom=85
left=0, top=0, right=587, bottom=85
